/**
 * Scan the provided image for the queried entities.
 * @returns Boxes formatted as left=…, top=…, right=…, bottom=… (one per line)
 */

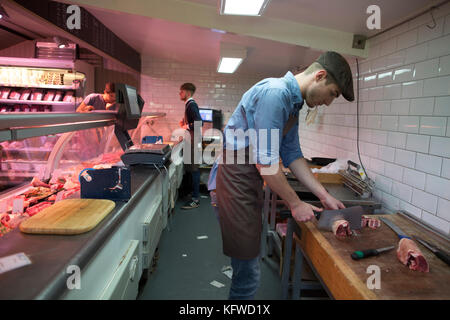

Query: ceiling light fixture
left=217, top=58, right=243, bottom=73
left=53, top=36, right=69, bottom=49
left=220, top=0, right=270, bottom=16
left=217, top=43, right=247, bottom=74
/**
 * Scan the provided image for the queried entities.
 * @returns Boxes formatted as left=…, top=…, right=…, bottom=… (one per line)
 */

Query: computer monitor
left=116, top=83, right=141, bottom=119
left=199, top=109, right=213, bottom=122
left=126, top=85, right=140, bottom=118
left=114, top=83, right=145, bottom=150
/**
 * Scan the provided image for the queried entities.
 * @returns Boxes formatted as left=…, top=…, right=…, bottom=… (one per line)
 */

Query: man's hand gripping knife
left=257, top=158, right=342, bottom=224
left=257, top=163, right=318, bottom=223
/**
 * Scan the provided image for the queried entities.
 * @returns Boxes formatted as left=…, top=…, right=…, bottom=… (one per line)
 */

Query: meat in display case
left=0, top=82, right=179, bottom=299
left=0, top=57, right=92, bottom=113
left=0, top=126, right=124, bottom=237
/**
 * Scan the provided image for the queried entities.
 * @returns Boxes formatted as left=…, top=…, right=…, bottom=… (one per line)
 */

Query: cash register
left=114, top=83, right=171, bottom=167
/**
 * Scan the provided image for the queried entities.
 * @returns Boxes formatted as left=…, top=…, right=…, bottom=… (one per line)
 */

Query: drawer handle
left=129, top=256, right=139, bottom=282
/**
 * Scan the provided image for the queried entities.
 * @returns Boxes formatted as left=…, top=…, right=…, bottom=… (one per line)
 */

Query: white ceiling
left=187, top=0, right=433, bottom=35
left=86, top=8, right=322, bottom=75
left=83, top=0, right=435, bottom=74
left=0, top=0, right=439, bottom=75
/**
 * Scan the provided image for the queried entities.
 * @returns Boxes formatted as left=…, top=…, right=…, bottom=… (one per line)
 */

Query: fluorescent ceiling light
left=217, top=58, right=243, bottom=73
left=220, top=0, right=270, bottom=16
left=218, top=43, right=246, bottom=73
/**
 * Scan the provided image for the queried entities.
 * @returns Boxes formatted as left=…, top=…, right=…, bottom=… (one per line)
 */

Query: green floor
left=137, top=196, right=283, bottom=300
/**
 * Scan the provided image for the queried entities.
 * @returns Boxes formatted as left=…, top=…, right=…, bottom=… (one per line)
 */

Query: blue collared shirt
left=223, top=71, right=304, bottom=167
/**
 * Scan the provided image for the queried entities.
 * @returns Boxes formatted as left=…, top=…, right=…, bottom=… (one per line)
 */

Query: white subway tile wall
left=139, top=57, right=269, bottom=141
left=299, top=5, right=450, bottom=235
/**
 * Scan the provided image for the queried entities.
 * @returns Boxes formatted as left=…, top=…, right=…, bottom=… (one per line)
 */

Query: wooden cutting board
left=296, top=213, right=450, bottom=299
left=20, top=199, right=116, bottom=235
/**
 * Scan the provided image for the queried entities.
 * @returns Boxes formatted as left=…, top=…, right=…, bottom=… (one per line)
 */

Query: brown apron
left=216, top=114, right=298, bottom=259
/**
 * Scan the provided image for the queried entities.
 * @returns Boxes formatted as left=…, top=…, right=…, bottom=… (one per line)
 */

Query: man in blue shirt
left=214, top=51, right=355, bottom=300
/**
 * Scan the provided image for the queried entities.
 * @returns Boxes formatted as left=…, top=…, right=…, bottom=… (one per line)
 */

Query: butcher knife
left=413, top=236, right=450, bottom=267
left=379, top=217, right=411, bottom=240
left=280, top=206, right=364, bottom=230
left=351, top=245, right=395, bottom=260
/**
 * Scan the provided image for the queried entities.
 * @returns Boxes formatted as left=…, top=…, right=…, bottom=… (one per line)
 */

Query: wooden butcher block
left=296, top=212, right=450, bottom=299
left=20, top=199, right=115, bottom=235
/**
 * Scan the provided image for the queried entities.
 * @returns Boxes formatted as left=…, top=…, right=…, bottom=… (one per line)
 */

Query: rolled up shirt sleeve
left=280, top=121, right=303, bottom=168
left=253, top=88, right=290, bottom=165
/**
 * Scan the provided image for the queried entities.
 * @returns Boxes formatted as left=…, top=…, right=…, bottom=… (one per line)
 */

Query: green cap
left=315, top=51, right=354, bottom=102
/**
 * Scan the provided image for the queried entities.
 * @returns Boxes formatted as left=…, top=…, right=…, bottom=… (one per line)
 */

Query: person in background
left=213, top=51, right=354, bottom=300
left=76, top=82, right=116, bottom=113
left=179, top=82, right=203, bottom=210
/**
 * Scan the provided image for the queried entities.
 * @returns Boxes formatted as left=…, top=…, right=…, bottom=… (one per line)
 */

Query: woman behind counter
left=76, top=82, right=116, bottom=113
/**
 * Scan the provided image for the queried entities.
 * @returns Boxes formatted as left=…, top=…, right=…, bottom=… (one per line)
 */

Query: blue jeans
left=229, top=257, right=261, bottom=300
left=192, top=171, right=200, bottom=200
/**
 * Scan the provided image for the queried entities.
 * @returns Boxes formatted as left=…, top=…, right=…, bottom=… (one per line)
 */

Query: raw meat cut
left=1, top=213, right=27, bottom=229
left=361, top=215, right=381, bottom=229
left=19, top=89, right=31, bottom=100
left=62, top=91, right=74, bottom=102
left=396, top=238, right=429, bottom=272
left=24, top=187, right=52, bottom=198
left=26, top=202, right=52, bottom=217
left=43, top=90, right=55, bottom=101
left=332, top=219, right=352, bottom=238
left=8, top=90, right=21, bottom=100
left=31, top=89, right=44, bottom=101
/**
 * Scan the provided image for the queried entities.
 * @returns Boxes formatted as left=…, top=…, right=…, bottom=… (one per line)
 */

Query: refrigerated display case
left=0, top=57, right=92, bottom=113
left=0, top=109, right=183, bottom=299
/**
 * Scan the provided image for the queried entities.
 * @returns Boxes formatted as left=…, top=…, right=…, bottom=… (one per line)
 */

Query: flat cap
left=315, top=51, right=354, bottom=101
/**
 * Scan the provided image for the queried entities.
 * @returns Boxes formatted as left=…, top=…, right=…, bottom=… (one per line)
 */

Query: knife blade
left=379, top=217, right=411, bottom=240
left=351, top=245, right=395, bottom=260
left=413, top=236, right=450, bottom=267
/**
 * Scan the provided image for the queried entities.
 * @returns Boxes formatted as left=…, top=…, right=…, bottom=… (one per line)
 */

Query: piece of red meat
left=1, top=213, right=27, bottom=229
left=361, top=215, right=381, bottom=229
left=396, top=238, right=429, bottom=272
left=25, top=201, right=52, bottom=217
left=332, top=219, right=352, bottom=238
left=1, top=214, right=11, bottom=227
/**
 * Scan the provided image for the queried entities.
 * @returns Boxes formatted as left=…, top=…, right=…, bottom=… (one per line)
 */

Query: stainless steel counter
left=0, top=165, right=160, bottom=300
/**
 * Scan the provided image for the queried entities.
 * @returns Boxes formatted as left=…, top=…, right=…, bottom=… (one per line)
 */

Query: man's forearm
left=256, top=164, right=301, bottom=209
left=289, top=158, right=328, bottom=200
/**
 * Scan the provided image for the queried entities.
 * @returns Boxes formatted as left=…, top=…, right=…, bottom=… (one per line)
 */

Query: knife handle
left=313, top=210, right=321, bottom=220
left=351, top=249, right=379, bottom=260
left=435, top=250, right=450, bottom=267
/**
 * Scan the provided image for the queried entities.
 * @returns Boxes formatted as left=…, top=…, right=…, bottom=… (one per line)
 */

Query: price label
left=12, top=197, right=24, bottom=214
left=0, top=253, right=32, bottom=274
